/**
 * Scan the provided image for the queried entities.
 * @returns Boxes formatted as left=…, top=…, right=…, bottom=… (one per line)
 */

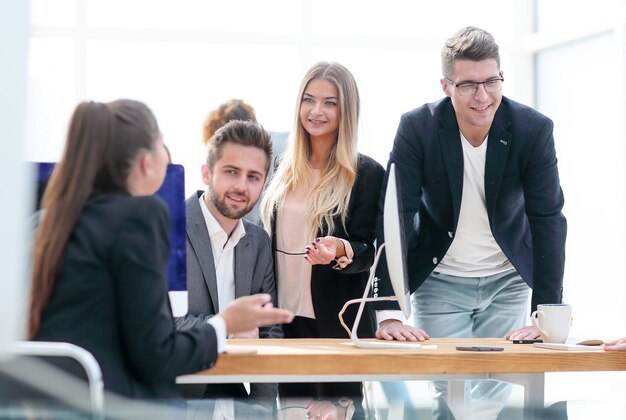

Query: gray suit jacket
left=176, top=191, right=282, bottom=401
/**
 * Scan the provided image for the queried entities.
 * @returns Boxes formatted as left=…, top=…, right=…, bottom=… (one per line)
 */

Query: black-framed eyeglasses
left=445, top=76, right=504, bottom=97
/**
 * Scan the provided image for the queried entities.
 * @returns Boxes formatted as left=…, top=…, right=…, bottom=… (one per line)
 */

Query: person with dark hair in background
left=375, top=26, right=567, bottom=419
left=176, top=120, right=281, bottom=416
left=261, top=61, right=384, bottom=420
left=30, top=99, right=293, bottom=400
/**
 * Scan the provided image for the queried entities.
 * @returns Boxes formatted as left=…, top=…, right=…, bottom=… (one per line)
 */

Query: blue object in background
left=156, top=164, right=187, bottom=291
left=35, top=162, right=187, bottom=292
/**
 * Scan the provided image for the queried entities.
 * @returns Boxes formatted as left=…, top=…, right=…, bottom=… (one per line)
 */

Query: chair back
left=0, top=341, right=104, bottom=413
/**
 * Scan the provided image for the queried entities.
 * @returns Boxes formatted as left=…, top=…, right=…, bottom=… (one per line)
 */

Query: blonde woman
left=261, top=62, right=384, bottom=419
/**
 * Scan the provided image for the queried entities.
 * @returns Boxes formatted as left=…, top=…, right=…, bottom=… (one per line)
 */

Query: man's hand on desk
left=229, top=327, right=259, bottom=339
left=220, top=294, right=294, bottom=335
left=376, top=319, right=430, bottom=342
left=505, top=325, right=541, bottom=341
left=604, top=337, right=626, bottom=352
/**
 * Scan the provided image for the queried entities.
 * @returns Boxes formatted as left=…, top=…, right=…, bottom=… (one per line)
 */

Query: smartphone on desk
left=456, top=346, right=504, bottom=352
left=512, top=339, right=543, bottom=344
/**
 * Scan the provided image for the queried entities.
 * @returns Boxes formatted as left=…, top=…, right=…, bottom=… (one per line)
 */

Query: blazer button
left=432, top=257, right=438, bottom=265
left=448, top=231, right=454, bottom=238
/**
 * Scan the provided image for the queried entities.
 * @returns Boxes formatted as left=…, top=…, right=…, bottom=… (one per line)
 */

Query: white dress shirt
left=199, top=194, right=246, bottom=420
left=199, top=194, right=246, bottom=313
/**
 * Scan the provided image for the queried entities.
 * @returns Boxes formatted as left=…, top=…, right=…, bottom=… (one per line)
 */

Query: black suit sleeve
left=174, top=313, right=213, bottom=331
left=111, top=197, right=218, bottom=385
left=522, top=119, right=567, bottom=310
left=333, top=156, right=385, bottom=275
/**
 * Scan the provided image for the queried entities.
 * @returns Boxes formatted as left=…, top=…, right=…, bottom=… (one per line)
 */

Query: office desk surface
left=190, top=338, right=626, bottom=377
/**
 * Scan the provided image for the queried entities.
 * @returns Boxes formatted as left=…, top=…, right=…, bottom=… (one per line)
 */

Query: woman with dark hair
left=30, top=99, right=293, bottom=399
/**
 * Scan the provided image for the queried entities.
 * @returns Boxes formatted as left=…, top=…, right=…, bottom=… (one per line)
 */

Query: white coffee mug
left=531, top=303, right=572, bottom=343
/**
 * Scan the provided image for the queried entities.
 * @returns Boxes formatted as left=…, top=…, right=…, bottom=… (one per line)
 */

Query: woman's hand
left=304, top=236, right=344, bottom=266
left=306, top=400, right=337, bottom=420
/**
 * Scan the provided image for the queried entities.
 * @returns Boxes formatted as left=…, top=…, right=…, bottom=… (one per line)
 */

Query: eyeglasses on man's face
left=445, top=76, right=504, bottom=97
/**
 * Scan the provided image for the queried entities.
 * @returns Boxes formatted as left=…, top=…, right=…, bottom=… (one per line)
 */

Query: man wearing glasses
left=375, top=26, right=566, bottom=419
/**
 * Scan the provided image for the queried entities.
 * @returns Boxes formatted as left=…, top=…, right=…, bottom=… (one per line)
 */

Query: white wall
left=533, top=0, right=626, bottom=339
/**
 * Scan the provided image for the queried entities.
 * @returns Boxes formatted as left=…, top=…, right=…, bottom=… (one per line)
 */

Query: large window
left=18, top=0, right=626, bottom=409
left=27, top=0, right=626, bottom=338
left=533, top=0, right=626, bottom=337
left=27, top=0, right=528, bottom=193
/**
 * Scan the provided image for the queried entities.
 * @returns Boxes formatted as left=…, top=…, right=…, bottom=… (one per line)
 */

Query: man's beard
left=208, top=187, right=254, bottom=220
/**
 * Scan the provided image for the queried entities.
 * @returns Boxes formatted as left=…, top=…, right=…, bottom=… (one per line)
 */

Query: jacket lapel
left=485, top=102, right=512, bottom=219
left=187, top=194, right=220, bottom=312
left=439, top=102, right=464, bottom=227
left=234, top=233, right=253, bottom=298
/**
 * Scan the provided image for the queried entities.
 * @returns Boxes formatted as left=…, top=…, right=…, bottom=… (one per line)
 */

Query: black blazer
left=35, top=193, right=218, bottom=399
left=271, top=154, right=385, bottom=338
left=376, top=97, right=567, bottom=312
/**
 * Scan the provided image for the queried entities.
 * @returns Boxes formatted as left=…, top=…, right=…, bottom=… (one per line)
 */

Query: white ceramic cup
left=531, top=303, right=572, bottom=343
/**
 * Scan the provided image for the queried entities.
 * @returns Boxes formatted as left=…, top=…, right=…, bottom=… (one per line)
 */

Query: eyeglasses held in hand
left=275, top=248, right=307, bottom=256
left=445, top=76, right=504, bottom=96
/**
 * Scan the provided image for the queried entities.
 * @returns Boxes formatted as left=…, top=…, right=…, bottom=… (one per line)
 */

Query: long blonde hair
left=261, top=61, right=359, bottom=240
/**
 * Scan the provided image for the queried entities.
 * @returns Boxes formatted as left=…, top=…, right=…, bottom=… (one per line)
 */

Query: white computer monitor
left=382, top=164, right=412, bottom=320
left=338, top=163, right=420, bottom=349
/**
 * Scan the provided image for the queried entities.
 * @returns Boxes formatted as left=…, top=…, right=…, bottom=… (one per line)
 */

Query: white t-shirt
left=436, top=133, right=512, bottom=277
left=377, top=133, right=514, bottom=325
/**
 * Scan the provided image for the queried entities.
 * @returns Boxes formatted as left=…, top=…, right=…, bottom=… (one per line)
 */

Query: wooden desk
left=177, top=338, right=626, bottom=418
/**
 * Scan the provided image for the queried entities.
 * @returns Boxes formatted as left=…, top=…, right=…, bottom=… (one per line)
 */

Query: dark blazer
left=376, top=96, right=567, bottom=312
left=176, top=191, right=282, bottom=400
left=271, top=154, right=385, bottom=338
left=35, top=193, right=218, bottom=399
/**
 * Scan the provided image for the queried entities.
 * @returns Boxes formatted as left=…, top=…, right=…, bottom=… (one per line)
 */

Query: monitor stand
left=338, top=244, right=421, bottom=349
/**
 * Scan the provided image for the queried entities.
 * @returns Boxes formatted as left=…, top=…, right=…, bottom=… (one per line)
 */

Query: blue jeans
left=412, top=269, right=530, bottom=420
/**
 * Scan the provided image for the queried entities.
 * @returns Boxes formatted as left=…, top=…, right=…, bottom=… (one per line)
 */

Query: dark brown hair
left=202, top=99, right=256, bottom=145
left=206, top=120, right=272, bottom=175
left=29, top=99, right=160, bottom=338
left=441, top=26, right=500, bottom=78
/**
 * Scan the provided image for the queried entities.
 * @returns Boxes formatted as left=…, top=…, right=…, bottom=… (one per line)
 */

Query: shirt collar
left=199, top=193, right=246, bottom=248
